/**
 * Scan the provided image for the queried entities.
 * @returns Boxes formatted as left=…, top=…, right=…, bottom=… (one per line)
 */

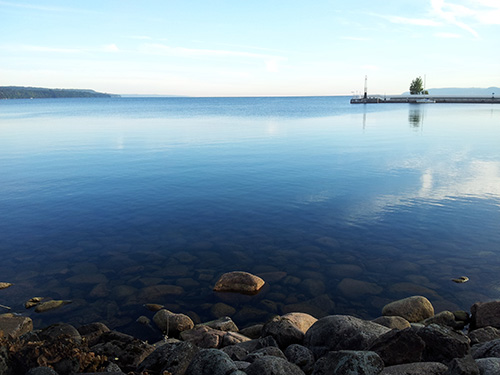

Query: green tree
left=409, top=77, right=424, bottom=95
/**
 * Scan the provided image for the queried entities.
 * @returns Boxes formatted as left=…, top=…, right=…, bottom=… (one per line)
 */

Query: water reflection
left=409, top=107, right=424, bottom=129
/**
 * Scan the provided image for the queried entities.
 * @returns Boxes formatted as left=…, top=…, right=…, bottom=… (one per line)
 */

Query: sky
left=0, top=0, right=499, bottom=96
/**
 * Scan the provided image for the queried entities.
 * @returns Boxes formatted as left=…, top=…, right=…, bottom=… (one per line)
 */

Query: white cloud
left=435, top=32, right=462, bottom=38
left=339, top=36, right=370, bottom=41
left=383, top=15, right=442, bottom=27
left=102, top=44, right=119, bottom=52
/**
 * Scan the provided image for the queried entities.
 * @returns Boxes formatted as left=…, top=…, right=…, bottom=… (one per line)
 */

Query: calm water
left=1, top=97, right=499, bottom=338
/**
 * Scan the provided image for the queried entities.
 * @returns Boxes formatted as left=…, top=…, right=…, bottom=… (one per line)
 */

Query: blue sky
left=0, top=0, right=499, bottom=96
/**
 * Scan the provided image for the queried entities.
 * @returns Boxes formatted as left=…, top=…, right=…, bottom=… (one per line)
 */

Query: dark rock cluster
left=2, top=296, right=500, bottom=374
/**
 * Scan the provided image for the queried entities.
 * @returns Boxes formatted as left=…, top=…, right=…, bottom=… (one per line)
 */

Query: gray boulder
left=468, top=326, right=500, bottom=346
left=471, top=301, right=500, bottom=330
left=0, top=316, right=33, bottom=340
left=201, top=316, right=239, bottom=332
left=445, top=354, right=479, bottom=375
left=471, top=338, right=500, bottom=359
left=475, top=358, right=500, bottom=375
left=417, top=324, right=470, bottom=364
left=245, top=346, right=287, bottom=363
left=304, top=315, right=390, bottom=358
left=39, top=323, right=81, bottom=343
left=380, top=362, right=448, bottom=374
left=245, top=356, right=305, bottom=375
left=311, top=350, right=384, bottom=375
left=369, top=327, right=426, bottom=366
left=25, top=367, right=58, bottom=375
left=285, top=344, right=315, bottom=375
left=90, top=330, right=154, bottom=372
left=77, top=322, right=110, bottom=346
left=382, top=296, right=434, bottom=322
left=185, top=349, right=244, bottom=375
left=136, top=341, right=199, bottom=375
left=423, top=311, right=464, bottom=330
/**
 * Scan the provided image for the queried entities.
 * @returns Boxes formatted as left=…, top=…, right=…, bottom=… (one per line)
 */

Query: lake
left=1, top=96, right=499, bottom=339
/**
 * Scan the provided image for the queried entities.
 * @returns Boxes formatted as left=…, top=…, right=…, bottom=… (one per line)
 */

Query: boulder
left=475, top=358, right=500, bottom=375
left=213, top=271, right=265, bottom=295
left=245, top=346, right=287, bottom=363
left=181, top=325, right=226, bottom=348
left=232, top=335, right=279, bottom=353
left=239, top=324, right=263, bottom=339
left=77, top=322, right=110, bottom=346
left=185, top=349, right=244, bottom=375
left=471, top=301, right=500, bottom=330
left=0, top=316, right=33, bottom=339
left=382, top=296, right=434, bottom=322
left=221, top=345, right=250, bottom=361
left=90, top=330, right=154, bottom=372
left=25, top=367, right=58, bottom=375
left=372, top=316, right=411, bottom=330
left=471, top=338, right=500, bottom=359
left=211, top=302, right=236, bottom=318
left=201, top=316, right=239, bottom=332
left=262, top=315, right=305, bottom=349
left=423, top=311, right=464, bottom=329
left=468, top=326, right=500, bottom=345
left=136, top=341, right=199, bottom=375
left=304, top=315, right=391, bottom=358
left=39, top=323, right=81, bottom=343
left=445, top=354, right=479, bottom=375
left=311, top=350, right=384, bottom=375
left=380, top=362, right=448, bottom=374
left=285, top=344, right=315, bottom=375
left=369, top=327, right=426, bottom=366
left=222, top=332, right=251, bottom=347
left=245, top=356, right=305, bottom=375
left=282, top=312, right=318, bottom=333
left=417, top=324, right=470, bottom=364
left=153, top=309, right=194, bottom=336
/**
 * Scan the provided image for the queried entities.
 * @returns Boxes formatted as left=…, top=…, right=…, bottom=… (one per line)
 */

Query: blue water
left=1, top=97, right=500, bottom=335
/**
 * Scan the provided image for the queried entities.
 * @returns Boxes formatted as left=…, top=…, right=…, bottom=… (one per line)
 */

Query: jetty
left=351, top=95, right=500, bottom=104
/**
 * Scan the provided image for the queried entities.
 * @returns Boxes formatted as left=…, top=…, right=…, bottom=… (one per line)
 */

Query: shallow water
left=1, top=97, right=499, bottom=337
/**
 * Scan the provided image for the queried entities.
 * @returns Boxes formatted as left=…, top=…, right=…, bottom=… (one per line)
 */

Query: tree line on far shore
left=0, top=86, right=116, bottom=99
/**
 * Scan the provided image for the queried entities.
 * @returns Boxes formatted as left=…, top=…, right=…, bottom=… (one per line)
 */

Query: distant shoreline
left=0, top=86, right=118, bottom=100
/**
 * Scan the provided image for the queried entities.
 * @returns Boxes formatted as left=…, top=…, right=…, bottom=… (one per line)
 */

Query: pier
left=351, top=95, right=500, bottom=104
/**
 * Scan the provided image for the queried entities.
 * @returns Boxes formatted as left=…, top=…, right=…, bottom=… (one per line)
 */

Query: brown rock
left=282, top=312, right=318, bottom=333
left=0, top=316, right=33, bottom=339
left=0, top=282, right=12, bottom=290
left=372, top=316, right=411, bottom=330
left=210, top=302, right=236, bottom=318
left=382, top=296, right=434, bottom=322
left=34, top=300, right=72, bottom=313
left=153, top=310, right=194, bottom=336
left=213, top=271, right=265, bottom=295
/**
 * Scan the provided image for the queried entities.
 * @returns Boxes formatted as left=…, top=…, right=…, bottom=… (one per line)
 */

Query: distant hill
left=402, top=87, right=500, bottom=96
left=0, top=86, right=118, bottom=99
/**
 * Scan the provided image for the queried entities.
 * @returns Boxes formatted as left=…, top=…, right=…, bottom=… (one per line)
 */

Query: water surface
left=1, top=97, right=499, bottom=337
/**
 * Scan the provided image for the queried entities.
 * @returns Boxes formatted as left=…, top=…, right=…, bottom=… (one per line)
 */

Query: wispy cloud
left=381, top=14, right=442, bottom=27
left=430, top=0, right=479, bottom=37
left=139, top=43, right=287, bottom=72
left=435, top=32, right=461, bottom=38
left=339, top=36, right=370, bottom=41
left=0, top=0, right=86, bottom=13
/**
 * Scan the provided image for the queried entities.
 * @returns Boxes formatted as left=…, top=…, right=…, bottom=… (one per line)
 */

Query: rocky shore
left=3, top=290, right=500, bottom=375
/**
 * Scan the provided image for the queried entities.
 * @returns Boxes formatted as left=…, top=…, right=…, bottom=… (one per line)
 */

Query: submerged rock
left=34, top=300, right=72, bottom=313
left=0, top=282, right=12, bottom=290
left=213, top=271, right=265, bottom=295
